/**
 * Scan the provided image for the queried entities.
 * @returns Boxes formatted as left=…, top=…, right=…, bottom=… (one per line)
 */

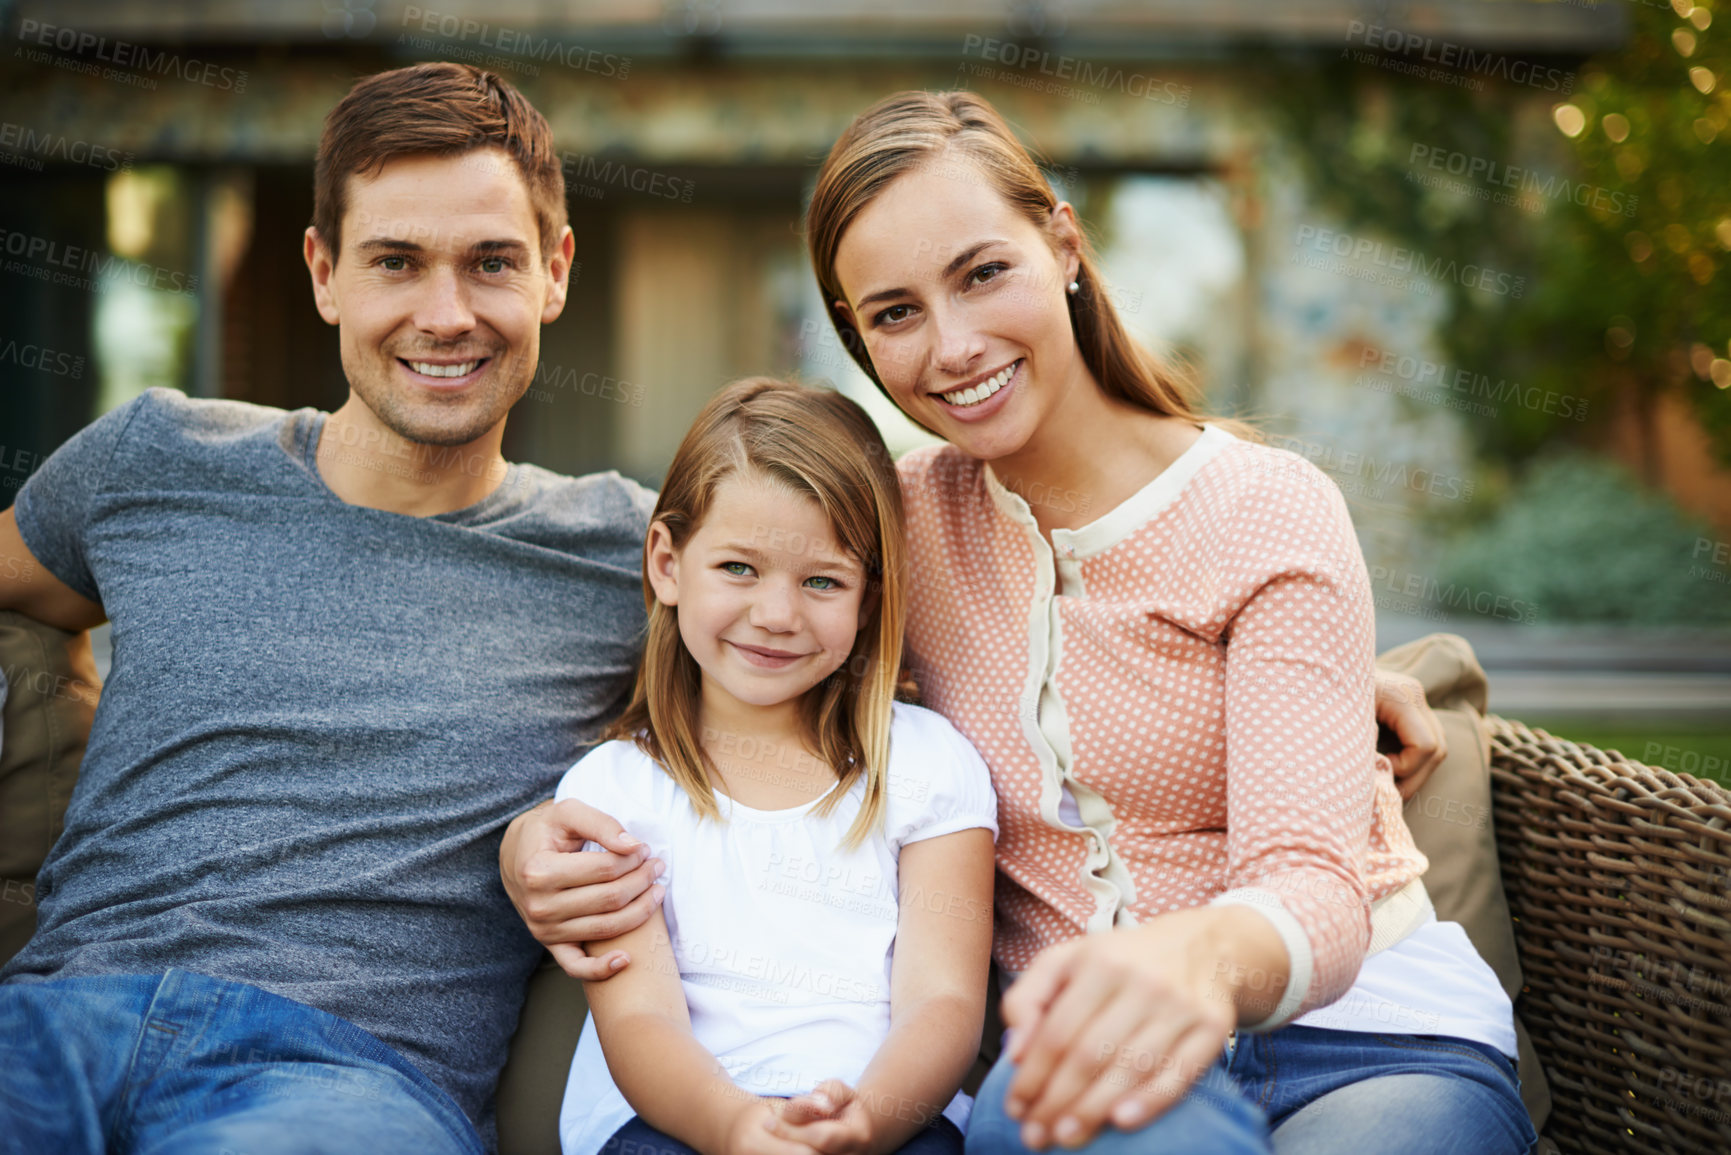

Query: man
left=0, top=63, right=660, bottom=1154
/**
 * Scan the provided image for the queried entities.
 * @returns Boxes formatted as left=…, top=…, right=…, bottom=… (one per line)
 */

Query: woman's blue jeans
left=965, top=1026, right=1536, bottom=1155
left=0, top=967, right=483, bottom=1155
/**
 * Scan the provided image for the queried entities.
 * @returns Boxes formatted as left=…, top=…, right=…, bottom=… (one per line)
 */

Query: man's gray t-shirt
left=2, top=388, right=654, bottom=1144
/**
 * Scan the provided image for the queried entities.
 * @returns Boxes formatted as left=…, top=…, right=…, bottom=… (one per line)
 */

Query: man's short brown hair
left=312, top=62, right=567, bottom=264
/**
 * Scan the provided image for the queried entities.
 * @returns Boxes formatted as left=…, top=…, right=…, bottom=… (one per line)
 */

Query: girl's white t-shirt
left=554, top=702, right=999, bottom=1155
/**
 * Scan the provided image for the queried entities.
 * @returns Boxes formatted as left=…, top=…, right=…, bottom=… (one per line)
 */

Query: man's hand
left=499, top=797, right=665, bottom=980
left=1373, top=668, right=1446, bottom=799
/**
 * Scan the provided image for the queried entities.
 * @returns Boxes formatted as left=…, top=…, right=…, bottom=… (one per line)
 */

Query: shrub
left=1442, top=454, right=1731, bottom=624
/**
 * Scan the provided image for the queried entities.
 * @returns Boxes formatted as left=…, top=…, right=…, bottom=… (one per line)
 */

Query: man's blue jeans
left=966, top=1026, right=1537, bottom=1155
left=0, top=968, right=483, bottom=1155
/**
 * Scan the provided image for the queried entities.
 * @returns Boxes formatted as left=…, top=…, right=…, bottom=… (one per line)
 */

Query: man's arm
left=500, top=797, right=666, bottom=980
left=0, top=507, right=105, bottom=632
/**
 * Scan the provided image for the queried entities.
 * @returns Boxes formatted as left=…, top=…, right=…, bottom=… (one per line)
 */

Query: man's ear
left=304, top=227, right=340, bottom=326
left=541, top=225, right=576, bottom=325
left=644, top=520, right=681, bottom=608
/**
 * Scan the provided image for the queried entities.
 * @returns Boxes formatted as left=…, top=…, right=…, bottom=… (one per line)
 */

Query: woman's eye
left=969, top=261, right=1007, bottom=286
left=872, top=304, right=912, bottom=327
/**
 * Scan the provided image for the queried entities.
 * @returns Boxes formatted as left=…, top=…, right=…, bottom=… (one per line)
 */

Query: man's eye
left=873, top=304, right=912, bottom=327
left=479, top=256, right=509, bottom=274
left=380, top=256, right=409, bottom=272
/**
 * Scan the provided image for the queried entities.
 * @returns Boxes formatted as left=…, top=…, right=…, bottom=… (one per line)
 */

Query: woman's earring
left=1067, top=280, right=1080, bottom=294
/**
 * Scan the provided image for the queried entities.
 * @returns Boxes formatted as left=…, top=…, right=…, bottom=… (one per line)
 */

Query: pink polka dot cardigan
left=897, top=425, right=1428, bottom=1027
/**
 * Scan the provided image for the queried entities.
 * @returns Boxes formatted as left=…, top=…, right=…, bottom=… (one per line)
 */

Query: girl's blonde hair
left=806, top=89, right=1219, bottom=430
left=606, top=377, right=907, bottom=848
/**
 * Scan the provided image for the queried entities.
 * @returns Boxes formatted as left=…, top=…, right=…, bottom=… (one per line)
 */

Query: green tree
left=1265, top=1, right=1731, bottom=472
left=1535, top=0, right=1731, bottom=474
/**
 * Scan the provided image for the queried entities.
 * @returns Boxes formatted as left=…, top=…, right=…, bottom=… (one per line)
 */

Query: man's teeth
left=941, top=361, right=1017, bottom=407
left=408, top=360, right=479, bottom=378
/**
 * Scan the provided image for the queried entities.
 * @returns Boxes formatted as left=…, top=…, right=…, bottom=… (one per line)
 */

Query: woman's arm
left=769, top=827, right=996, bottom=1155
left=999, top=465, right=1390, bottom=1149
left=583, top=911, right=813, bottom=1155
left=997, top=904, right=1284, bottom=1148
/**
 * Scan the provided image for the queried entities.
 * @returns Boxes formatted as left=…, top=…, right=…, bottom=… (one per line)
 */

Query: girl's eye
left=804, top=575, right=840, bottom=591
left=969, top=261, right=1007, bottom=286
left=872, top=303, right=913, bottom=327
left=721, top=562, right=753, bottom=577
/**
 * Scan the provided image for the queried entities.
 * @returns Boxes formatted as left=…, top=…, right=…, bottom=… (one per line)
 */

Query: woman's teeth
left=408, top=360, right=479, bottom=378
left=941, top=361, right=1018, bottom=407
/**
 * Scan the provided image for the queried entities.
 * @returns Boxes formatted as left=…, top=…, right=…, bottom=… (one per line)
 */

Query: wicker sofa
left=2, top=611, right=1728, bottom=1154
left=1484, top=717, right=1731, bottom=1155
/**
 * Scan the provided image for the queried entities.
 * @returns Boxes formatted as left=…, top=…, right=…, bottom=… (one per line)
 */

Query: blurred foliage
left=1265, top=0, right=1731, bottom=470
left=1442, top=454, right=1731, bottom=622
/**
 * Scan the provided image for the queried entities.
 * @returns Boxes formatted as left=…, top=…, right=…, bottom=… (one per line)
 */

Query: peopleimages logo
left=960, top=35, right=1191, bottom=106
left=398, top=7, right=630, bottom=79
left=15, top=19, right=249, bottom=92
left=1294, top=225, right=1526, bottom=298
left=0, top=339, right=84, bottom=379
left=1357, top=346, right=1589, bottom=422
left=0, top=123, right=132, bottom=173
left=1407, top=142, right=1637, bottom=217
left=0, top=228, right=198, bottom=296
left=1344, top=20, right=1575, bottom=94
left=1366, top=564, right=1538, bottom=624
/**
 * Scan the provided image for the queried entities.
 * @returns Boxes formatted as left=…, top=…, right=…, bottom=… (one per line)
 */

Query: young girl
left=554, top=378, right=998, bottom=1155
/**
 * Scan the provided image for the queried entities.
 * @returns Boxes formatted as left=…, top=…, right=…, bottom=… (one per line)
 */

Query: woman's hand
left=998, top=906, right=1284, bottom=1149
left=766, top=1081, right=881, bottom=1155
left=1373, top=669, right=1447, bottom=799
left=499, top=797, right=666, bottom=979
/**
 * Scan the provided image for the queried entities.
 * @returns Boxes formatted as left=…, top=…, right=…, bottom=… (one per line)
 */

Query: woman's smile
left=932, top=358, right=1023, bottom=419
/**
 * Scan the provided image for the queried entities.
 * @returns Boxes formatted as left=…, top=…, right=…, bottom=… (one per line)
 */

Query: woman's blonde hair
left=606, top=377, right=907, bottom=848
left=806, top=89, right=1217, bottom=429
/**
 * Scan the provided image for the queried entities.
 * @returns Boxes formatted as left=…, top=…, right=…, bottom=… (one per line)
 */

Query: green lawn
left=1518, top=718, right=1731, bottom=788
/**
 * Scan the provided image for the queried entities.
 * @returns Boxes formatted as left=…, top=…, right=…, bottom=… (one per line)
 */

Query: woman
left=793, top=91, right=1533, bottom=1155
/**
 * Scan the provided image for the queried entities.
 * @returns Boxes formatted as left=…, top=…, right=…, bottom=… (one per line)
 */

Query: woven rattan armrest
left=1487, top=716, right=1731, bottom=1155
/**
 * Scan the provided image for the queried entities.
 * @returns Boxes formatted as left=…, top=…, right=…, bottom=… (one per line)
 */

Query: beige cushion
left=496, top=955, right=589, bottom=1155
left=0, top=611, right=100, bottom=964
left=1379, top=632, right=1552, bottom=1134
